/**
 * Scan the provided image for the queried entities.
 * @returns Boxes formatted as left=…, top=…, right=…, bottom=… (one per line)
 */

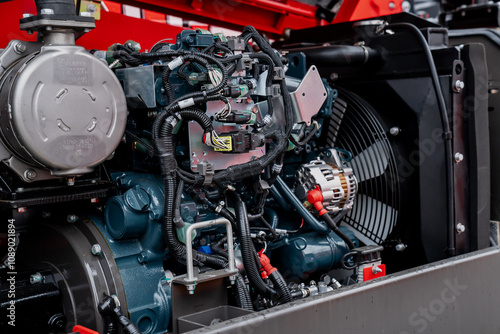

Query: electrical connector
left=214, top=132, right=266, bottom=153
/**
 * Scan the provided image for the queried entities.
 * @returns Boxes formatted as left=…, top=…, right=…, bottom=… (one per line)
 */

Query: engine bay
left=0, top=0, right=497, bottom=333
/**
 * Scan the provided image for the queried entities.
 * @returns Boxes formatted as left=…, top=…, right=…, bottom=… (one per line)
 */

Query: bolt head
left=67, top=214, right=78, bottom=223
left=91, top=244, right=102, bottom=255
left=389, top=126, right=400, bottom=136
left=455, top=80, right=465, bottom=92
left=149, top=209, right=162, bottom=221
left=24, top=169, right=37, bottom=180
left=401, top=1, right=411, bottom=12
left=456, top=223, right=466, bottom=234
left=395, top=243, right=406, bottom=252
left=329, top=72, right=339, bottom=81
left=14, top=43, right=27, bottom=54
left=388, top=1, right=396, bottom=9
left=187, top=284, right=196, bottom=294
left=87, top=4, right=97, bottom=13
left=454, top=152, right=464, bottom=163
left=30, top=273, right=43, bottom=284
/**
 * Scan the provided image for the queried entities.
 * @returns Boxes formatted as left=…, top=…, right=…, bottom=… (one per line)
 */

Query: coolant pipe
left=269, top=185, right=291, bottom=212
left=273, top=176, right=329, bottom=234
left=264, top=208, right=279, bottom=230
left=290, top=45, right=380, bottom=66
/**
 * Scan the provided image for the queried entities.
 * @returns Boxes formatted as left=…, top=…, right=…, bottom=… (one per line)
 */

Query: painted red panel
left=0, top=0, right=38, bottom=48
left=76, top=10, right=184, bottom=50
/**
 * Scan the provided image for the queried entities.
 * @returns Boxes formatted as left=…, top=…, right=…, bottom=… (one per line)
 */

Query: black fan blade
left=349, top=141, right=389, bottom=183
left=326, top=97, right=347, bottom=146
left=348, top=194, right=398, bottom=244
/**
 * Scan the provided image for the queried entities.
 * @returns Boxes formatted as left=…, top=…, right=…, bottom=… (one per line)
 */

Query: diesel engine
left=0, top=0, right=497, bottom=333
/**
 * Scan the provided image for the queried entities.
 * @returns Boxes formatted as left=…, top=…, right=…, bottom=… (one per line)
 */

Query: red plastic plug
left=258, top=250, right=277, bottom=276
left=307, top=186, right=328, bottom=216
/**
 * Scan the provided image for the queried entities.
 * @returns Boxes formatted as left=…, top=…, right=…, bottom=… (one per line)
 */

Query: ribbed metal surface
left=326, top=89, right=400, bottom=244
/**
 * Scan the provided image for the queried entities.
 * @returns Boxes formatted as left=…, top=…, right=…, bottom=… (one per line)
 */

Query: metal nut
left=67, top=177, right=75, bottom=186
left=67, top=214, right=78, bottom=223
left=24, top=169, right=37, bottom=180
left=30, top=272, right=44, bottom=284
left=187, top=284, right=196, bottom=295
left=14, top=43, right=27, bottom=54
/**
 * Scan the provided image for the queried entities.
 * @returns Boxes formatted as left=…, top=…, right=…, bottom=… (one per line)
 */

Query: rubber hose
left=212, top=130, right=286, bottom=183
left=289, top=45, right=380, bottom=66
left=102, top=316, right=117, bottom=334
left=114, top=307, right=142, bottom=334
left=163, top=177, right=228, bottom=269
left=162, top=66, right=175, bottom=102
left=322, top=213, right=356, bottom=250
left=230, top=192, right=279, bottom=299
left=273, top=176, right=329, bottom=234
left=264, top=208, right=279, bottom=230
left=234, top=275, right=253, bottom=310
left=269, top=271, right=292, bottom=303
left=155, top=115, right=228, bottom=269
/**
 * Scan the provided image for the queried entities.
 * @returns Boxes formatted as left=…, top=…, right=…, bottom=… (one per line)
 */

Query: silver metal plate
left=290, top=65, right=327, bottom=125
left=188, top=99, right=265, bottom=172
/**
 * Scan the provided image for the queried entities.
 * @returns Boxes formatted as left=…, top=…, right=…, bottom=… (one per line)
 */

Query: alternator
left=295, top=149, right=357, bottom=214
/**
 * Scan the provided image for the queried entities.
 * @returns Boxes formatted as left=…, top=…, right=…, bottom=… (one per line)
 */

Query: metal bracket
left=290, top=65, right=328, bottom=125
left=3, top=156, right=59, bottom=183
left=0, top=40, right=41, bottom=77
left=20, top=18, right=95, bottom=32
left=172, top=218, right=237, bottom=294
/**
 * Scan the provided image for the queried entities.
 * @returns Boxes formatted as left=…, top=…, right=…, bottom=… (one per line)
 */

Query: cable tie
left=178, top=98, right=195, bottom=109
left=167, top=56, right=184, bottom=70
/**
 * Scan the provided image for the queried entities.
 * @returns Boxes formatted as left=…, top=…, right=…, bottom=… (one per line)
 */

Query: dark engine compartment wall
left=183, top=245, right=500, bottom=334
left=448, top=29, right=500, bottom=222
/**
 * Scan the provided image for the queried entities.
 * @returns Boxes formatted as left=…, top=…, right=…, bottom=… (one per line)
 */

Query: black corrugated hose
left=230, top=192, right=291, bottom=303
left=155, top=110, right=228, bottom=269
left=230, top=192, right=278, bottom=299
left=210, top=236, right=253, bottom=310
left=234, top=275, right=254, bottom=310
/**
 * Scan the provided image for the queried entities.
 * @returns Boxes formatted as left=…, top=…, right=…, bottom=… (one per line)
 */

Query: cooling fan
left=326, top=88, right=401, bottom=246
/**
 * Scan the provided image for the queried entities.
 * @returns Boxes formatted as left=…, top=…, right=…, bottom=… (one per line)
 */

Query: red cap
left=258, top=251, right=277, bottom=276
left=73, top=325, right=99, bottom=334
left=307, top=186, right=328, bottom=215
